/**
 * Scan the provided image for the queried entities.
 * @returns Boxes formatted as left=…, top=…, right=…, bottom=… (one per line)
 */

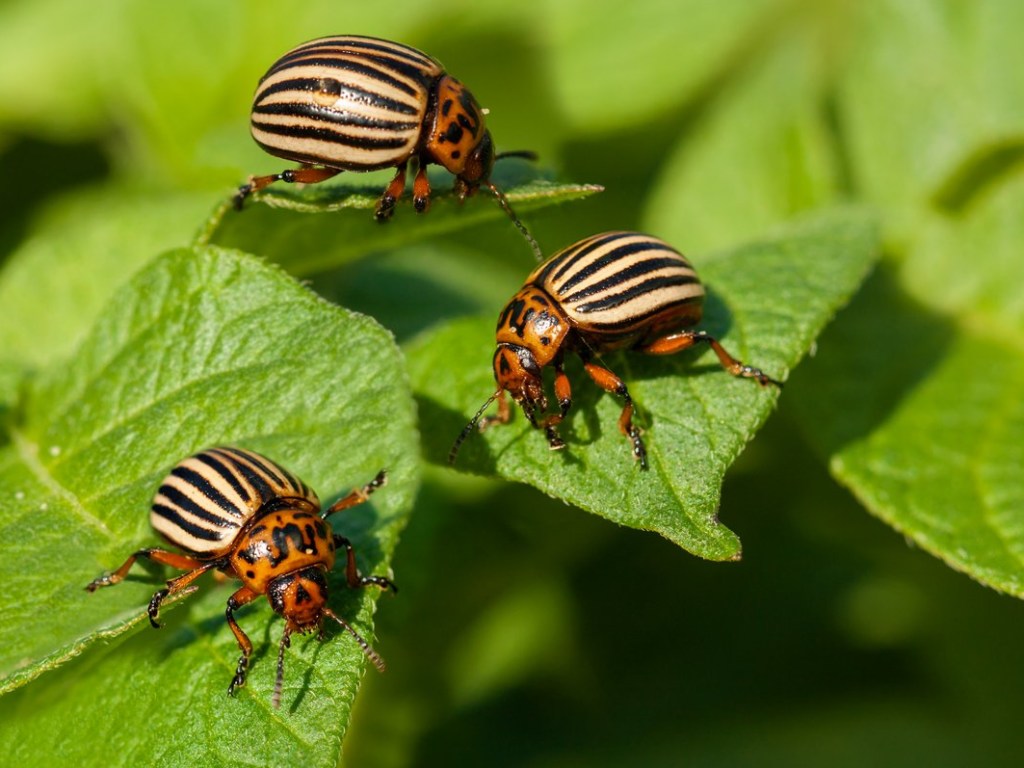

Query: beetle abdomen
left=250, top=35, right=443, bottom=171
left=528, top=232, right=705, bottom=343
left=150, top=447, right=320, bottom=556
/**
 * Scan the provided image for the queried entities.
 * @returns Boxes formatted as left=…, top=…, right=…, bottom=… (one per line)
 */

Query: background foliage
left=0, top=1, right=1022, bottom=766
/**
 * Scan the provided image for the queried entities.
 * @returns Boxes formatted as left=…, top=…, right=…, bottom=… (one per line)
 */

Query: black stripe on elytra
left=555, top=243, right=676, bottom=294
left=196, top=451, right=251, bottom=506
left=253, top=101, right=419, bottom=131
left=281, top=37, right=436, bottom=70
left=266, top=56, right=425, bottom=98
left=255, top=77, right=422, bottom=116
left=540, top=232, right=631, bottom=285
left=151, top=502, right=229, bottom=541
left=252, top=120, right=411, bottom=150
left=170, top=465, right=245, bottom=518
left=574, top=275, right=702, bottom=314
left=583, top=295, right=705, bottom=333
left=233, top=450, right=291, bottom=490
left=561, top=256, right=696, bottom=303
left=156, top=484, right=239, bottom=528
left=222, top=456, right=277, bottom=507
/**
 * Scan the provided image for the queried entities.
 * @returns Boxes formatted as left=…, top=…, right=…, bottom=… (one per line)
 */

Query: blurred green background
left=1, top=0, right=1022, bottom=765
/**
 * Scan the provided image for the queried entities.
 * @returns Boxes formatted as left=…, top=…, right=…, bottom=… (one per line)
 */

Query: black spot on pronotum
left=246, top=570, right=256, bottom=579
left=270, top=522, right=313, bottom=566
left=295, top=583, right=311, bottom=604
left=456, top=89, right=481, bottom=136
left=444, top=122, right=464, bottom=144
left=442, top=98, right=453, bottom=116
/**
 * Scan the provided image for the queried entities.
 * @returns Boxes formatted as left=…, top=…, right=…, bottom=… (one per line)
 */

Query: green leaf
left=408, top=209, right=878, bottom=559
left=789, top=179, right=1024, bottom=596
left=902, top=172, right=1024, bottom=329
left=781, top=2, right=1024, bottom=598
left=203, top=175, right=603, bottom=276
left=643, top=23, right=841, bottom=255
left=839, top=0, right=1024, bottom=238
left=0, top=246, right=417, bottom=762
left=545, top=0, right=783, bottom=134
left=0, top=185, right=224, bottom=369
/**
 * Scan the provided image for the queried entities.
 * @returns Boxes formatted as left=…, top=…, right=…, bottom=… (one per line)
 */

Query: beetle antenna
left=485, top=181, right=543, bottom=262
left=272, top=625, right=293, bottom=710
left=449, top=390, right=501, bottom=466
left=323, top=607, right=386, bottom=673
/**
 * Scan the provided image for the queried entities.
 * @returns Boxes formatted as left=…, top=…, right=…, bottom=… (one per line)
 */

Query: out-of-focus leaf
left=790, top=183, right=1024, bottom=597
left=644, top=26, right=841, bottom=254
left=903, top=173, right=1024, bottom=329
left=0, top=185, right=224, bottom=369
left=839, top=0, right=1024, bottom=237
left=544, top=0, right=783, bottom=134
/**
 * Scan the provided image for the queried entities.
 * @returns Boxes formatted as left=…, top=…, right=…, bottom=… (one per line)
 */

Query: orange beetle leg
left=641, top=331, right=782, bottom=387
left=412, top=163, right=431, bottom=213
left=234, top=165, right=343, bottom=208
left=583, top=361, right=647, bottom=469
left=478, top=389, right=512, bottom=431
left=226, top=585, right=261, bottom=696
left=540, top=365, right=573, bottom=450
left=375, top=162, right=409, bottom=221
left=324, top=470, right=388, bottom=518
left=333, top=534, right=397, bottom=593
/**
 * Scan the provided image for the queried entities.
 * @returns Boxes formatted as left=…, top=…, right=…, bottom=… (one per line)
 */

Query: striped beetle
left=234, top=34, right=541, bottom=257
left=450, top=232, right=783, bottom=469
left=85, top=446, right=395, bottom=709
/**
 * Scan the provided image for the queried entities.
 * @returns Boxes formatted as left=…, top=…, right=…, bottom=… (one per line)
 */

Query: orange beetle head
left=268, top=566, right=328, bottom=632
left=266, top=566, right=384, bottom=708
left=454, top=129, right=495, bottom=199
left=493, top=343, right=546, bottom=426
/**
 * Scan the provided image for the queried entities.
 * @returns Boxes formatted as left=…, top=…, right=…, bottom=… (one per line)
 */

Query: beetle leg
left=85, top=548, right=206, bottom=592
left=234, top=165, right=344, bottom=208
left=86, top=548, right=216, bottom=628
left=640, top=331, right=782, bottom=388
left=323, top=470, right=388, bottom=518
left=333, top=534, right=398, bottom=593
left=375, top=162, right=408, bottom=221
left=412, top=163, right=431, bottom=213
left=540, top=364, right=572, bottom=450
left=478, top=389, right=512, bottom=431
left=146, top=559, right=223, bottom=628
left=226, top=585, right=261, bottom=696
left=582, top=362, right=648, bottom=470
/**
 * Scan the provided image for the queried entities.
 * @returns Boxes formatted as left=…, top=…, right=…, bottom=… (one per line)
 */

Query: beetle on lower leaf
left=234, top=34, right=542, bottom=259
left=449, top=231, right=784, bottom=469
left=85, top=446, right=395, bottom=709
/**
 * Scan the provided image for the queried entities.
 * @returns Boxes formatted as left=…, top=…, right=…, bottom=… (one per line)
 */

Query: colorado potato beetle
left=85, top=446, right=395, bottom=709
left=234, top=34, right=541, bottom=258
left=450, top=231, right=783, bottom=469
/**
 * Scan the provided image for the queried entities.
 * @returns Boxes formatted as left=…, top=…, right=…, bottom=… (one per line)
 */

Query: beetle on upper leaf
left=234, top=34, right=542, bottom=258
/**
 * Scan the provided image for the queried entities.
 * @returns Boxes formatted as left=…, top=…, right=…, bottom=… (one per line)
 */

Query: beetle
left=85, top=446, right=395, bottom=709
left=449, top=231, right=784, bottom=469
left=234, top=34, right=541, bottom=258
